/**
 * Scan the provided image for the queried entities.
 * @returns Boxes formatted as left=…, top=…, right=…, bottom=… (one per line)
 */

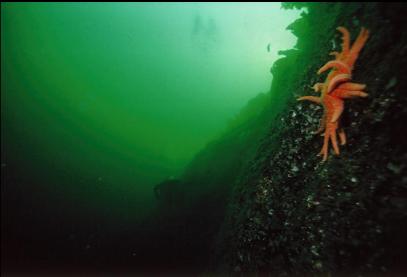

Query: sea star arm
left=317, top=60, right=351, bottom=75
left=319, top=125, right=330, bottom=161
left=347, top=27, right=370, bottom=68
left=324, top=95, right=344, bottom=123
left=312, top=82, right=325, bottom=92
left=314, top=111, right=327, bottom=134
left=297, top=96, right=322, bottom=104
left=327, top=73, right=352, bottom=93
left=319, top=121, right=340, bottom=161
left=331, top=89, right=368, bottom=99
left=337, top=26, right=350, bottom=57
left=329, top=124, right=340, bottom=155
left=337, top=82, right=366, bottom=91
left=338, top=128, right=346, bottom=145
left=330, top=51, right=340, bottom=59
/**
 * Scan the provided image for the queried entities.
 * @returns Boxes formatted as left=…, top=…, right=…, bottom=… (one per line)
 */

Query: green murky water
left=1, top=2, right=300, bottom=218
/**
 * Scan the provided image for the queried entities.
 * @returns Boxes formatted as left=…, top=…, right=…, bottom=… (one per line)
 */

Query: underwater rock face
left=215, top=3, right=407, bottom=275
left=148, top=3, right=407, bottom=275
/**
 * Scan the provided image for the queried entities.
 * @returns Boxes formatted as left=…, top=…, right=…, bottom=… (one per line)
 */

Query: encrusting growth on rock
left=298, top=26, right=369, bottom=161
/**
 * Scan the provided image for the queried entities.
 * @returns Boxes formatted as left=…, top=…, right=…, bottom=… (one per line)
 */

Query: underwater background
left=2, top=2, right=407, bottom=276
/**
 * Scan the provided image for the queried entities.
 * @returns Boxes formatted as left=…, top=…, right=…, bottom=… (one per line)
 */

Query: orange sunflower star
left=298, top=26, right=369, bottom=161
